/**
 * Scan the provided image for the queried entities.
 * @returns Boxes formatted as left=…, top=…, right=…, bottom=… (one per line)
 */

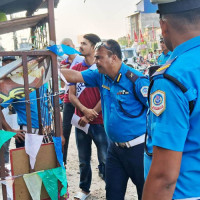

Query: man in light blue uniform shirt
left=61, top=39, right=149, bottom=200
left=157, top=38, right=172, bottom=65
left=143, top=0, right=200, bottom=200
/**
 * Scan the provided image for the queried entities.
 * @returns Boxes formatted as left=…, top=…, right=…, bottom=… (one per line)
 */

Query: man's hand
left=12, top=129, right=25, bottom=142
left=78, top=116, right=89, bottom=127
left=82, top=108, right=98, bottom=122
left=0, top=166, right=9, bottom=177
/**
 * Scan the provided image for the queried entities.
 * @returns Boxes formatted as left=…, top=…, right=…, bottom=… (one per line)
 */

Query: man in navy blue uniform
left=143, top=0, right=200, bottom=200
left=61, top=39, right=149, bottom=200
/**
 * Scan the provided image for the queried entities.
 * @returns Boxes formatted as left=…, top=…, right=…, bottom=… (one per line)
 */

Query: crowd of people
left=1, top=0, right=200, bottom=200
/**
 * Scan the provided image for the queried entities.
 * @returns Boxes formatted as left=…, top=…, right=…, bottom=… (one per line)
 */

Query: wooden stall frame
left=0, top=0, right=61, bottom=199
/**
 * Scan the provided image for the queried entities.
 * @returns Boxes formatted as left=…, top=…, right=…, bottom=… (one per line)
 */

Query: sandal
left=74, top=191, right=90, bottom=200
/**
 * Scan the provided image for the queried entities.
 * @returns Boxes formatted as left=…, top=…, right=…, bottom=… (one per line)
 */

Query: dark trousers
left=62, top=102, right=75, bottom=165
left=15, top=139, right=25, bottom=148
left=75, top=124, right=108, bottom=193
left=106, top=142, right=144, bottom=200
left=3, top=139, right=11, bottom=163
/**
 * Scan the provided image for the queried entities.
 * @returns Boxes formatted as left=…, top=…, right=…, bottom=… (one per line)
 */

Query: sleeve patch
left=150, top=90, right=166, bottom=116
left=140, top=86, right=148, bottom=97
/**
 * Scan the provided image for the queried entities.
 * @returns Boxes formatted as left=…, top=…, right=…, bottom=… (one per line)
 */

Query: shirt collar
left=115, top=62, right=125, bottom=82
left=167, top=51, right=172, bottom=56
left=65, top=57, right=70, bottom=64
left=162, top=51, right=172, bottom=56
left=82, top=59, right=92, bottom=68
left=170, top=36, right=200, bottom=60
left=104, top=62, right=124, bottom=83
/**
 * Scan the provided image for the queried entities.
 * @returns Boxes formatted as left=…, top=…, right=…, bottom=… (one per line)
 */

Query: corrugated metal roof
left=0, top=0, right=59, bottom=15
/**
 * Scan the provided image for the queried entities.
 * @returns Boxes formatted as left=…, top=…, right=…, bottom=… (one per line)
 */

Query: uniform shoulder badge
left=140, top=86, right=148, bottom=97
left=150, top=90, right=166, bottom=116
left=152, top=57, right=177, bottom=77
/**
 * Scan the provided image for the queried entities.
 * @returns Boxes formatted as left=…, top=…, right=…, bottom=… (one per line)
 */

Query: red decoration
left=140, top=29, right=144, bottom=43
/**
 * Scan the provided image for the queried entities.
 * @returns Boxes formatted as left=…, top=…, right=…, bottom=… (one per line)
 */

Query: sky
left=0, top=0, right=140, bottom=50
left=54, top=0, right=139, bottom=45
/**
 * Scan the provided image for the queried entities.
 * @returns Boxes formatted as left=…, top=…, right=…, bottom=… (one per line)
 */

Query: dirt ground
left=66, top=127, right=138, bottom=200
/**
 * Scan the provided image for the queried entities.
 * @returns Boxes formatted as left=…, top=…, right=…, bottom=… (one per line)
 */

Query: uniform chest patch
left=117, top=90, right=129, bottom=95
left=102, top=85, right=110, bottom=90
left=140, top=86, right=148, bottom=97
left=150, top=90, right=166, bottom=116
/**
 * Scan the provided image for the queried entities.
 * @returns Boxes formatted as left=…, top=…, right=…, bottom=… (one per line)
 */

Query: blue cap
left=151, top=0, right=200, bottom=14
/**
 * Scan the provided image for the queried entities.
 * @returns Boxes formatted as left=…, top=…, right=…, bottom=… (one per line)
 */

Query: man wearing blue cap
left=143, top=0, right=200, bottom=200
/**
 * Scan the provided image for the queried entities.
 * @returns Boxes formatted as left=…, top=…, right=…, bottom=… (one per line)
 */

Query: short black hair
left=106, top=39, right=122, bottom=60
left=83, top=34, right=101, bottom=46
left=160, top=38, right=164, bottom=43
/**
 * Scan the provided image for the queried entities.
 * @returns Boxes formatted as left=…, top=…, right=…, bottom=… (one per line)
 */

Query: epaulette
left=124, top=70, right=147, bottom=117
left=126, top=70, right=148, bottom=105
left=152, top=57, right=177, bottom=77
left=126, top=70, right=139, bottom=83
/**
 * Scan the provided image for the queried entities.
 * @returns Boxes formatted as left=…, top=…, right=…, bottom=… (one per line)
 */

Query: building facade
left=128, top=0, right=160, bottom=42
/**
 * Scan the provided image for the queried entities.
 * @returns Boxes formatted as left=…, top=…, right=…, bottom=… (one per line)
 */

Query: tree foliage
left=118, top=36, right=133, bottom=48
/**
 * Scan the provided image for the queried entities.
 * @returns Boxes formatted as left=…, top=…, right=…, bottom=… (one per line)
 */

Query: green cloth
left=38, top=170, right=58, bottom=200
left=52, top=167, right=67, bottom=196
left=37, top=167, right=68, bottom=199
left=0, top=130, right=16, bottom=149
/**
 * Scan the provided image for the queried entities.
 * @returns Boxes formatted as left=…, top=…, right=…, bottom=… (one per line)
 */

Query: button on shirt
left=145, top=36, right=200, bottom=199
left=81, top=63, right=149, bottom=143
left=157, top=51, right=172, bottom=65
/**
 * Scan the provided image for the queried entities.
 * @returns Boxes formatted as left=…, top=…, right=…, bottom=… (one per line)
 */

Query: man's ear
left=160, top=19, right=169, bottom=38
left=91, top=46, right=95, bottom=53
left=111, top=54, right=118, bottom=64
left=113, top=54, right=118, bottom=60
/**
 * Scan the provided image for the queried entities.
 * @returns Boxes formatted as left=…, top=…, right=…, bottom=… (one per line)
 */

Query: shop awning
left=0, top=0, right=59, bottom=15
left=0, top=13, right=48, bottom=35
